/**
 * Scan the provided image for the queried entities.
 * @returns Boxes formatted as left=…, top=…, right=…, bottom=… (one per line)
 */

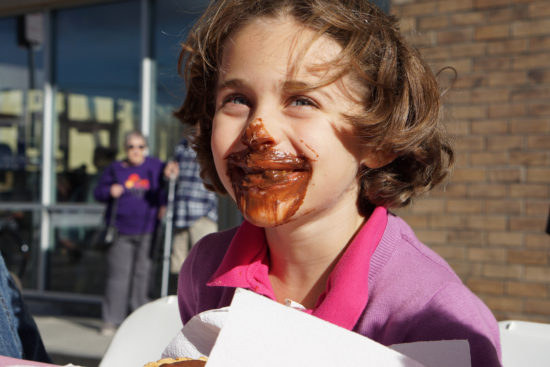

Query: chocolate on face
left=226, top=119, right=312, bottom=226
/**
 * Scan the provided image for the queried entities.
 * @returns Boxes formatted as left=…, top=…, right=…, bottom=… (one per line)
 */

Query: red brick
left=470, top=152, right=510, bottom=166
left=468, top=247, right=508, bottom=262
left=474, top=56, right=511, bottom=71
left=454, top=74, right=485, bottom=88
left=513, top=19, right=550, bottom=37
left=488, top=168, right=522, bottom=183
left=507, top=250, right=548, bottom=265
left=506, top=282, right=548, bottom=298
left=449, top=260, right=484, bottom=278
left=509, top=152, right=549, bottom=166
left=526, top=234, right=550, bottom=249
left=430, top=214, right=467, bottom=229
left=450, top=43, right=487, bottom=58
left=474, top=0, right=512, bottom=9
left=526, top=233, right=550, bottom=252
left=527, top=70, right=550, bottom=84
left=437, top=28, right=475, bottom=43
left=527, top=169, right=550, bottom=183
left=488, top=231, right=524, bottom=247
left=488, top=103, right=526, bottom=118
left=448, top=230, right=486, bottom=246
left=483, top=264, right=523, bottom=279
left=511, top=87, right=550, bottom=101
left=510, top=217, right=548, bottom=231
left=467, top=278, right=505, bottom=295
left=439, top=0, right=475, bottom=13
left=466, top=215, right=508, bottom=230
left=513, top=53, right=550, bottom=70
left=486, top=6, right=529, bottom=23
left=486, top=71, right=528, bottom=86
left=451, top=11, right=485, bottom=26
left=528, top=2, right=550, bottom=18
left=475, top=24, right=510, bottom=40
left=419, top=16, right=450, bottom=30
left=408, top=198, right=446, bottom=214
left=483, top=296, right=524, bottom=312
left=414, top=230, right=448, bottom=245
left=471, top=120, right=508, bottom=134
left=397, top=214, right=429, bottom=228
left=431, top=245, right=466, bottom=259
left=486, top=200, right=522, bottom=215
left=470, top=88, right=511, bottom=103
left=509, top=184, right=549, bottom=198
left=486, top=136, right=523, bottom=151
left=452, top=168, right=487, bottom=182
left=430, top=183, right=468, bottom=197
left=527, top=136, right=550, bottom=149
left=529, top=103, right=550, bottom=116
left=467, top=183, right=508, bottom=198
left=526, top=201, right=550, bottom=216
left=454, top=136, right=485, bottom=151
left=525, top=266, right=550, bottom=282
left=400, top=1, right=438, bottom=17
left=487, top=39, right=528, bottom=55
left=510, top=118, right=550, bottom=133
left=450, top=105, right=488, bottom=119
left=447, top=199, right=485, bottom=213
left=525, top=300, right=550, bottom=316
left=530, top=36, right=550, bottom=51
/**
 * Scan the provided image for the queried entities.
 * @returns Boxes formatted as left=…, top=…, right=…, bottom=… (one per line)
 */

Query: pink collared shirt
left=206, top=207, right=388, bottom=330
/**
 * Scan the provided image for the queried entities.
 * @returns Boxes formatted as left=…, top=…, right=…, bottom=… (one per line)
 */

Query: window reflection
left=0, top=16, right=44, bottom=202
left=53, top=1, right=141, bottom=203
left=47, top=210, right=107, bottom=295
left=0, top=210, right=40, bottom=289
left=153, top=0, right=209, bottom=160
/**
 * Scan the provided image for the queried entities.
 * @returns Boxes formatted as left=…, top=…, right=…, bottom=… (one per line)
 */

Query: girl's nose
left=240, top=118, right=275, bottom=150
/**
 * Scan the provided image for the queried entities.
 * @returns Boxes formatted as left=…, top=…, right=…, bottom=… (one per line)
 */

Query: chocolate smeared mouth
left=227, top=149, right=311, bottom=188
left=226, top=147, right=312, bottom=226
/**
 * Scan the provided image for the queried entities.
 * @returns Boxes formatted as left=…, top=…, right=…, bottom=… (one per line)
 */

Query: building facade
left=0, top=0, right=218, bottom=304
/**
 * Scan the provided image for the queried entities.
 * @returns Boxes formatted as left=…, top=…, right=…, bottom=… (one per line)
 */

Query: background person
left=167, top=133, right=218, bottom=275
left=94, top=131, right=168, bottom=335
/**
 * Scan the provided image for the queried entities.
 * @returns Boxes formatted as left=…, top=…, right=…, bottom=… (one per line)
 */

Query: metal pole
left=160, top=175, right=176, bottom=297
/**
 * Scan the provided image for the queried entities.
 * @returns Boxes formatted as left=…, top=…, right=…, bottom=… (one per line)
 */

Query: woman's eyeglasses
left=127, top=145, right=145, bottom=150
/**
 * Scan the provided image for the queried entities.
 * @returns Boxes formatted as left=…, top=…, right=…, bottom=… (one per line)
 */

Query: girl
left=174, top=1, right=501, bottom=366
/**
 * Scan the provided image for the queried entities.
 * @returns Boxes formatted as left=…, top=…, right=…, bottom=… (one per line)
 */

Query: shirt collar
left=207, top=206, right=388, bottom=330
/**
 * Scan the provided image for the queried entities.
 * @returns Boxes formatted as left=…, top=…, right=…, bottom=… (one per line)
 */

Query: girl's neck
left=265, top=203, right=365, bottom=308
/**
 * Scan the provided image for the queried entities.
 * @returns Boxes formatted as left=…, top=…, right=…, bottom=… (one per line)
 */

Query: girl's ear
left=361, top=150, right=397, bottom=169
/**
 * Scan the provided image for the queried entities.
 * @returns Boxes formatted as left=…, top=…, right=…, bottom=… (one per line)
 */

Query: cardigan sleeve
left=403, top=282, right=502, bottom=367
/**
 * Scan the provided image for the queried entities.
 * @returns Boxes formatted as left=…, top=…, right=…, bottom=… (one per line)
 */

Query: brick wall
left=391, top=0, right=550, bottom=323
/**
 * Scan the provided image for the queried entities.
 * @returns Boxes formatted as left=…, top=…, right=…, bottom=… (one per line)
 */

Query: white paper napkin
left=162, top=307, right=229, bottom=360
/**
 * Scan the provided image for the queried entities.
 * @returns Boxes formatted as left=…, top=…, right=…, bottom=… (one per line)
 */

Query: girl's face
left=212, top=16, right=369, bottom=228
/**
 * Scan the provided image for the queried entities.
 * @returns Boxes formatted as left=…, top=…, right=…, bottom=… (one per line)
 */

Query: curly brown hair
left=175, top=0, right=454, bottom=214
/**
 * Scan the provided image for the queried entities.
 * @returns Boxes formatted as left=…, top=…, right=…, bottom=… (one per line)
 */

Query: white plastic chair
left=99, top=295, right=183, bottom=367
left=498, top=320, right=550, bottom=367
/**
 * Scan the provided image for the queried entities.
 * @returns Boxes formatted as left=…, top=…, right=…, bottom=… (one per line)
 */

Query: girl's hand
left=110, top=184, right=124, bottom=198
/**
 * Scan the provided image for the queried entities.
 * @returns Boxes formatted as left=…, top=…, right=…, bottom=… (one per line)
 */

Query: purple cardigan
left=178, top=213, right=502, bottom=367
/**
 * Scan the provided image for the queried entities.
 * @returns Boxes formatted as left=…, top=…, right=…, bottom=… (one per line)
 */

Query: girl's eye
left=225, top=94, right=250, bottom=106
left=289, top=96, right=317, bottom=108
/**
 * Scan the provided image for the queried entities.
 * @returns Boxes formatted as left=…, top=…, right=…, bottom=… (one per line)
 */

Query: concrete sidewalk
left=34, top=316, right=114, bottom=367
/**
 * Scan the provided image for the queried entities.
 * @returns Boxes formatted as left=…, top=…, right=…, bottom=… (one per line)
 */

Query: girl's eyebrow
left=217, top=78, right=335, bottom=101
left=283, top=80, right=335, bottom=102
left=217, top=79, right=246, bottom=90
